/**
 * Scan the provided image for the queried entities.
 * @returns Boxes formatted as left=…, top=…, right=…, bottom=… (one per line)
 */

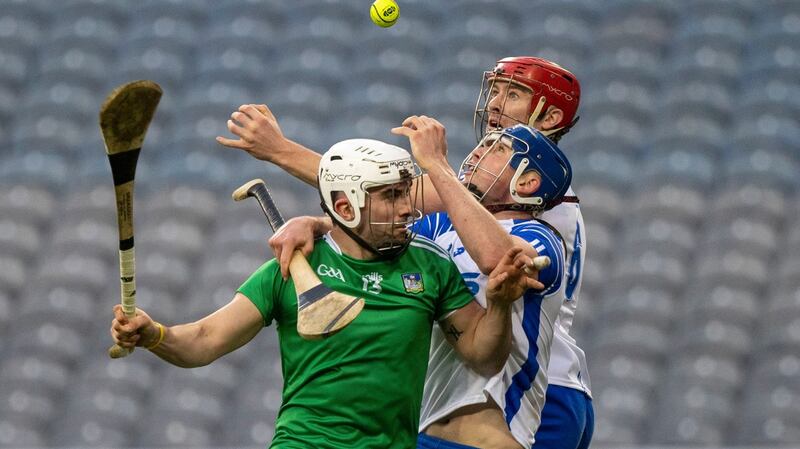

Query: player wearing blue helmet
left=389, top=117, right=571, bottom=449
left=458, top=124, right=572, bottom=213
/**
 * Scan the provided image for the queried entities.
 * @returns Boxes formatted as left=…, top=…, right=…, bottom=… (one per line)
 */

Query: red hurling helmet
left=474, top=56, right=581, bottom=141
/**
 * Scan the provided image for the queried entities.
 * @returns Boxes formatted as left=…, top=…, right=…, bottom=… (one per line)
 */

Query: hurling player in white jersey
left=217, top=56, right=592, bottom=449
left=467, top=57, right=592, bottom=449
left=393, top=120, right=572, bottom=449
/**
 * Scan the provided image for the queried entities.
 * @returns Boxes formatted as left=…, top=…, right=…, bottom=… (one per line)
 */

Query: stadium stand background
left=0, top=0, right=799, bottom=447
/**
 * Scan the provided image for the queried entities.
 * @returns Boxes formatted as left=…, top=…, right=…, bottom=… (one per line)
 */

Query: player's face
left=460, top=136, right=516, bottom=204
left=485, top=79, right=534, bottom=131
left=361, top=180, right=418, bottom=247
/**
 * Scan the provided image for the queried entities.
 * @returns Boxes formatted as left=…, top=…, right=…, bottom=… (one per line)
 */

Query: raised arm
left=392, top=116, right=533, bottom=274
left=216, top=104, right=321, bottom=186
left=110, top=292, right=264, bottom=368
left=439, top=247, right=541, bottom=376
left=217, top=104, right=446, bottom=212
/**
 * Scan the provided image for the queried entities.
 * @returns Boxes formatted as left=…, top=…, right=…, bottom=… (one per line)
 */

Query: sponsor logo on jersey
left=317, top=264, right=345, bottom=282
left=402, top=273, right=424, bottom=293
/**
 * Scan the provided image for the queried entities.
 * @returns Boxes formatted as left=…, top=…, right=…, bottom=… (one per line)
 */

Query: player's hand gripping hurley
left=99, top=80, right=162, bottom=358
left=233, top=179, right=365, bottom=339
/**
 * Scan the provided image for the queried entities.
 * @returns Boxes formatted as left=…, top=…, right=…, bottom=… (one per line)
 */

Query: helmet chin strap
left=527, top=96, right=547, bottom=128
left=539, top=126, right=565, bottom=137
left=483, top=203, right=543, bottom=214
left=483, top=195, right=580, bottom=214
left=527, top=96, right=566, bottom=137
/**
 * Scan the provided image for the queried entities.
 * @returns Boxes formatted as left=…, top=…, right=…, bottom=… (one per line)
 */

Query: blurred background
left=0, top=0, right=799, bottom=447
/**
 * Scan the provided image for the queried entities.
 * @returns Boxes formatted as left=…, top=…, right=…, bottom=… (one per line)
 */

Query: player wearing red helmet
left=475, top=57, right=581, bottom=144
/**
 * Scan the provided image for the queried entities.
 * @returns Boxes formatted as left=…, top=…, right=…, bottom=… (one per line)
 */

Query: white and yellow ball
left=370, top=0, right=399, bottom=28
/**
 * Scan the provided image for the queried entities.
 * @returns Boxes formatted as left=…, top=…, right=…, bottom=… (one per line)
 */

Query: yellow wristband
left=146, top=322, right=165, bottom=350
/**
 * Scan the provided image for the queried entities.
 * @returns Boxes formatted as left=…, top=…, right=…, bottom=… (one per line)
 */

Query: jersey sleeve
left=511, top=224, right=565, bottom=296
left=411, top=212, right=452, bottom=240
left=435, top=255, right=475, bottom=320
left=237, top=259, right=283, bottom=327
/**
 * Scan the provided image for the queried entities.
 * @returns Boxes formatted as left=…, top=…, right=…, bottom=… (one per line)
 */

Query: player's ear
left=333, top=194, right=355, bottom=221
left=516, top=170, right=541, bottom=196
left=538, top=106, right=563, bottom=132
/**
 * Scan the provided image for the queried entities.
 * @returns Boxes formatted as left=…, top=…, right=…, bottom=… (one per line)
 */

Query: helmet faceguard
left=474, top=56, right=581, bottom=143
left=318, top=139, right=422, bottom=258
left=458, top=125, right=572, bottom=213
left=361, top=181, right=423, bottom=257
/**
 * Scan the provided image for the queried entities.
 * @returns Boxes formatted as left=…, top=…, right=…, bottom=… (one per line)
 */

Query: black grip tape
left=119, top=236, right=135, bottom=251
left=107, top=148, right=141, bottom=186
left=251, top=184, right=285, bottom=231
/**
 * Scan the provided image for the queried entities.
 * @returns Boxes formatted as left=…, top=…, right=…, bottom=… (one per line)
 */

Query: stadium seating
left=136, top=412, right=219, bottom=447
left=51, top=413, right=135, bottom=448
left=0, top=418, right=47, bottom=448
left=65, top=380, right=143, bottom=427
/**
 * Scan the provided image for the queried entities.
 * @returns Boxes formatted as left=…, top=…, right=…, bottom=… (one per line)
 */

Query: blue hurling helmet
left=459, top=124, right=572, bottom=212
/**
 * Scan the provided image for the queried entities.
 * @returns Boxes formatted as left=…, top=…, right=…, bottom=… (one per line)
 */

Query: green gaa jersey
left=238, top=233, right=474, bottom=449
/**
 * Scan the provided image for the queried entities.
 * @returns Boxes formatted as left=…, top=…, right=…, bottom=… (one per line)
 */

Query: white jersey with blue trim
left=416, top=212, right=566, bottom=448
left=540, top=186, right=592, bottom=396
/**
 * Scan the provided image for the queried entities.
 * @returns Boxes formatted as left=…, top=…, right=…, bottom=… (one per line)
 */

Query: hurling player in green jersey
left=110, top=139, right=543, bottom=449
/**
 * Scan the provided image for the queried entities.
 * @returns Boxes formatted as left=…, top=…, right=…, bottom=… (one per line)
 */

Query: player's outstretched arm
left=216, top=104, right=321, bottom=186
left=217, top=105, right=446, bottom=213
left=110, top=293, right=264, bottom=368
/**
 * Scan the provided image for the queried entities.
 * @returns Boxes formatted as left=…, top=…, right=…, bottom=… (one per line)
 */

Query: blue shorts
left=417, top=433, right=479, bottom=449
left=533, top=385, right=594, bottom=449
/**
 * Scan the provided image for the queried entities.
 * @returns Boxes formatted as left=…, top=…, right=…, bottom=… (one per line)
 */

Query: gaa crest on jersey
left=402, top=273, right=424, bottom=293
left=317, top=264, right=345, bottom=282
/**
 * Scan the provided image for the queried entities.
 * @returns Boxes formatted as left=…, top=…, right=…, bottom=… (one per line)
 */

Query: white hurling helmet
left=318, top=138, right=422, bottom=229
